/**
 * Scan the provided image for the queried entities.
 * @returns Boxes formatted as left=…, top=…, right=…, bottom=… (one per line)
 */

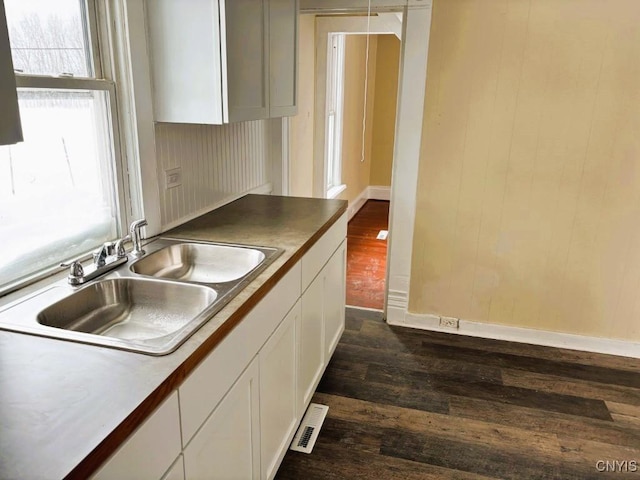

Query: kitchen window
left=0, top=0, right=127, bottom=293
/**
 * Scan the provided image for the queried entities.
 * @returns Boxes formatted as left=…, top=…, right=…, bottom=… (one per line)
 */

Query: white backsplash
left=155, top=121, right=269, bottom=229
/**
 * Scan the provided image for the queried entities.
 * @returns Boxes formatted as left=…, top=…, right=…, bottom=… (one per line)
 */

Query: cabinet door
left=224, top=0, right=269, bottom=122
left=268, top=0, right=298, bottom=117
left=259, top=301, right=300, bottom=480
left=184, top=358, right=261, bottom=480
left=93, top=392, right=182, bottom=480
left=298, top=272, right=325, bottom=414
left=324, top=241, right=346, bottom=358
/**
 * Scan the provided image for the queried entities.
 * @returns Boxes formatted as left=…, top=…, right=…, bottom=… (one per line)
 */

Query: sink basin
left=131, top=242, right=268, bottom=283
left=37, top=278, right=217, bottom=341
left=0, top=238, right=282, bottom=355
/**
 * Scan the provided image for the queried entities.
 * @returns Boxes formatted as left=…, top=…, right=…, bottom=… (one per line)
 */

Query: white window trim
left=96, top=0, right=160, bottom=236
left=327, top=183, right=346, bottom=199
left=0, top=0, right=134, bottom=296
left=324, top=33, right=345, bottom=198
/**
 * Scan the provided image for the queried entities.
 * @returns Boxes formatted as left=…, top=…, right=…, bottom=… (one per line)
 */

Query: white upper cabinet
left=0, top=0, right=22, bottom=145
left=147, top=0, right=298, bottom=124
left=268, top=0, right=298, bottom=117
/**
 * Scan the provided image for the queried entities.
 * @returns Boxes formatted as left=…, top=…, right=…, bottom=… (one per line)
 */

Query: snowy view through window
left=0, top=0, right=118, bottom=289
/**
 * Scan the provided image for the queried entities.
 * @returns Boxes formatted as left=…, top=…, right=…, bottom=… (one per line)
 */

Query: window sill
left=327, top=184, right=346, bottom=199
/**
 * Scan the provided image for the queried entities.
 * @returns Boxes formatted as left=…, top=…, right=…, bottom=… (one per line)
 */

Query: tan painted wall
left=410, top=0, right=640, bottom=341
left=369, top=35, right=400, bottom=187
left=338, top=35, right=377, bottom=204
left=289, top=14, right=316, bottom=197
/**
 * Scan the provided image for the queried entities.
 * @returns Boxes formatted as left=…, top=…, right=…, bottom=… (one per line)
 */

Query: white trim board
left=347, top=185, right=391, bottom=220
left=388, top=312, right=640, bottom=359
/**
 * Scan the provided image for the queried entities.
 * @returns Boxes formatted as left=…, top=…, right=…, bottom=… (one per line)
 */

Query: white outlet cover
left=165, top=167, right=182, bottom=189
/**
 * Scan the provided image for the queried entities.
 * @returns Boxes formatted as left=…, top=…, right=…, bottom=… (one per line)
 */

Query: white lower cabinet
left=92, top=392, right=182, bottom=480
left=259, top=301, right=300, bottom=480
left=298, top=270, right=325, bottom=413
left=324, top=241, right=346, bottom=358
left=92, top=214, right=347, bottom=480
left=183, top=358, right=261, bottom=480
left=298, top=240, right=347, bottom=414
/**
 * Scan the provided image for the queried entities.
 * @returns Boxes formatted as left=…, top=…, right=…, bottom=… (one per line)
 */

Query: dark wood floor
left=346, top=200, right=389, bottom=310
left=277, top=308, right=640, bottom=479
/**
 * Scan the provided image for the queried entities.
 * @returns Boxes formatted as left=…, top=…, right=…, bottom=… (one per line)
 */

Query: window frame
left=1, top=0, right=131, bottom=296
left=325, top=33, right=346, bottom=199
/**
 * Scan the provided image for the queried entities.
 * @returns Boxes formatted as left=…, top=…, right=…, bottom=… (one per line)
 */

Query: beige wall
left=289, top=14, right=316, bottom=197
left=410, top=0, right=640, bottom=341
left=337, top=35, right=378, bottom=204
left=369, top=35, right=400, bottom=187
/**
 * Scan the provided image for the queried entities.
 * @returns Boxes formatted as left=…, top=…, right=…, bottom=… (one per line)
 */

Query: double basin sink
left=0, top=238, right=282, bottom=355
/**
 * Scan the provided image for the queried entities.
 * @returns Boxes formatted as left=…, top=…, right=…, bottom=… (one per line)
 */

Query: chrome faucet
left=61, top=218, right=148, bottom=286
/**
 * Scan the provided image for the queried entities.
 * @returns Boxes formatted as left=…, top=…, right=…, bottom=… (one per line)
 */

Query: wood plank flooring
left=346, top=200, right=389, bottom=310
left=277, top=308, right=640, bottom=479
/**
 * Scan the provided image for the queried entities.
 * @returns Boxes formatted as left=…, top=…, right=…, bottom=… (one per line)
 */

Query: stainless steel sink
left=131, top=242, right=267, bottom=283
left=37, top=278, right=217, bottom=341
left=0, top=238, right=282, bottom=355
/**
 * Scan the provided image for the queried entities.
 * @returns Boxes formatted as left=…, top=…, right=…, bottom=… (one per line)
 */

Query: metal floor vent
left=289, top=403, right=329, bottom=454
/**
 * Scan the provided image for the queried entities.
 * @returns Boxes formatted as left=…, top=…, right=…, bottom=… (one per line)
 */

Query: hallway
left=346, top=200, right=389, bottom=310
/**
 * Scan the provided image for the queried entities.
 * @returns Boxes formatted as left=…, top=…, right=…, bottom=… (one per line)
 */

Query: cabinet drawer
left=301, top=212, right=347, bottom=293
left=179, top=261, right=301, bottom=445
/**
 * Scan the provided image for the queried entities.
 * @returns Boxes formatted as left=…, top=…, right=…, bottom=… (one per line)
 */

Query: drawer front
left=301, top=212, right=347, bottom=293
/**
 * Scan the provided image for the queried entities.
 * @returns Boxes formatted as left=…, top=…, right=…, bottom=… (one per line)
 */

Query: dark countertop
left=0, top=195, right=347, bottom=480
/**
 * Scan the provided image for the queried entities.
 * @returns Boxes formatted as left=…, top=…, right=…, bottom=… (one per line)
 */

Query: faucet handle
left=60, top=260, right=84, bottom=279
left=114, top=235, right=131, bottom=258
left=93, top=242, right=115, bottom=267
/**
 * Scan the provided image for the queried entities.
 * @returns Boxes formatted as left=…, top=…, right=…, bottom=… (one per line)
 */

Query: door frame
left=304, top=1, right=432, bottom=321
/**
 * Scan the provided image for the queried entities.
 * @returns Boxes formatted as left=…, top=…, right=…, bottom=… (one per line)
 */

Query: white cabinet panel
left=93, top=392, right=181, bottom=480
left=259, top=301, right=300, bottom=480
left=299, top=272, right=325, bottom=413
left=298, top=239, right=346, bottom=414
left=269, top=0, right=298, bottom=117
left=147, top=0, right=224, bottom=124
left=226, top=0, right=269, bottom=122
left=324, top=240, right=346, bottom=358
left=301, top=213, right=347, bottom=292
left=184, top=358, right=261, bottom=480
left=147, top=0, right=296, bottom=124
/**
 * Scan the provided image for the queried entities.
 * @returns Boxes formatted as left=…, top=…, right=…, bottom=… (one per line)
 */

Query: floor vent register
left=289, top=403, right=329, bottom=454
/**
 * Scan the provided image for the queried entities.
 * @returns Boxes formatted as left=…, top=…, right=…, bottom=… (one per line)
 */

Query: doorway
left=290, top=14, right=402, bottom=310
left=288, top=5, right=432, bottom=322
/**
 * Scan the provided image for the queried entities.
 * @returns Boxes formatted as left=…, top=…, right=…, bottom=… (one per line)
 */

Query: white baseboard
left=368, top=185, right=391, bottom=201
left=386, top=311, right=640, bottom=359
left=347, top=188, right=369, bottom=220
left=347, top=185, right=391, bottom=220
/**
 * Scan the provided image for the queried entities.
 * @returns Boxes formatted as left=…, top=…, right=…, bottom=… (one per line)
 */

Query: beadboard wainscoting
left=155, top=121, right=271, bottom=230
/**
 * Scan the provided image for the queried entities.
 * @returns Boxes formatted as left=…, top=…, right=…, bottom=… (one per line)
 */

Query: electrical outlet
left=439, top=316, right=459, bottom=329
left=165, top=167, right=182, bottom=189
